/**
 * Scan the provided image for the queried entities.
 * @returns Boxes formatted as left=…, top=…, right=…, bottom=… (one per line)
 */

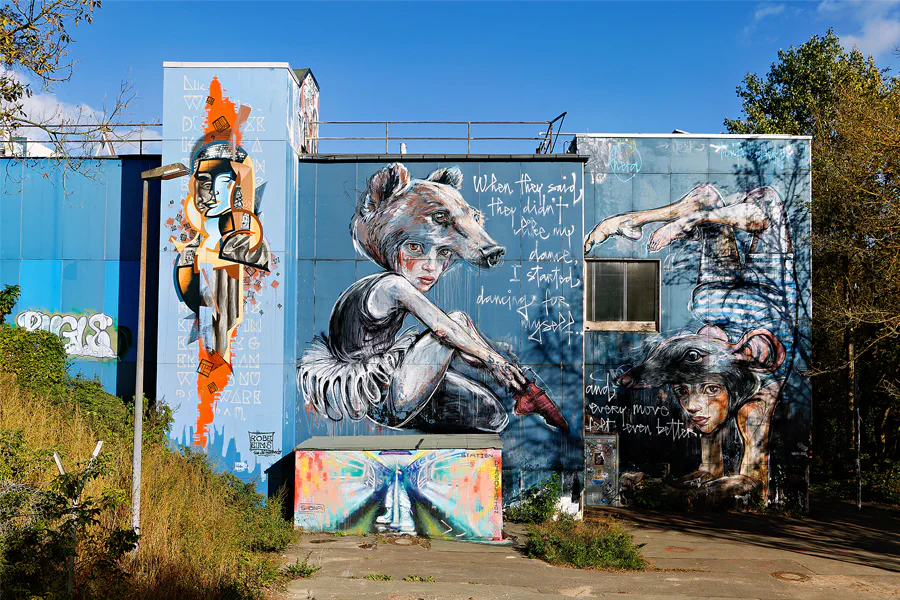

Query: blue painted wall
left=157, top=64, right=304, bottom=490
left=295, top=159, right=587, bottom=501
left=577, top=135, right=811, bottom=509
left=0, top=156, right=161, bottom=398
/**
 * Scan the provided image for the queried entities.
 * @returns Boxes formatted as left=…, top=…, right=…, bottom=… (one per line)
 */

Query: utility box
left=584, top=434, right=618, bottom=507
left=294, top=435, right=503, bottom=541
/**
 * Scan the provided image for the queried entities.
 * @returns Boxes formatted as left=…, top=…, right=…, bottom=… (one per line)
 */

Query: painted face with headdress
left=189, top=142, right=250, bottom=219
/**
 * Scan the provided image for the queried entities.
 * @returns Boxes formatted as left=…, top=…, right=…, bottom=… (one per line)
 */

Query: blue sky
left=27, top=0, right=900, bottom=152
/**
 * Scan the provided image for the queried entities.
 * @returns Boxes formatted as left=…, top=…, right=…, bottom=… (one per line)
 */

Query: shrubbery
left=504, top=475, right=562, bottom=524
left=0, top=287, right=296, bottom=599
left=525, top=514, right=647, bottom=571
left=505, top=475, right=648, bottom=571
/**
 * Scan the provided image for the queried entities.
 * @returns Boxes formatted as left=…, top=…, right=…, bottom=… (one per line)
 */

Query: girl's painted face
left=671, top=379, right=730, bottom=435
left=397, top=240, right=454, bottom=292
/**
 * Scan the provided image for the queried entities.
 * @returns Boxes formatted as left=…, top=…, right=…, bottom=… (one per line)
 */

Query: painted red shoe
left=513, top=381, right=570, bottom=433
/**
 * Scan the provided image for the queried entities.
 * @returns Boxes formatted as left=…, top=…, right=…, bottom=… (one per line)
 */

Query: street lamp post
left=132, top=163, right=190, bottom=538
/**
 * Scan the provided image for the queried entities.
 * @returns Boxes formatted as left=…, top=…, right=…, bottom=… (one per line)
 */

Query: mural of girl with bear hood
left=298, top=163, right=569, bottom=434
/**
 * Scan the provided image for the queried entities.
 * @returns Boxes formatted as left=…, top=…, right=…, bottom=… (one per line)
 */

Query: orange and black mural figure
left=173, top=77, right=270, bottom=446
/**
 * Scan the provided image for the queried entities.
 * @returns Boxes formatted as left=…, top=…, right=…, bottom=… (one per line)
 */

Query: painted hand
left=487, top=355, right=526, bottom=392
left=584, top=214, right=642, bottom=254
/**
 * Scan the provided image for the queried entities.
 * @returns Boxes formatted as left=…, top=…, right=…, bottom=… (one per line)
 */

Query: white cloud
left=2, top=69, right=99, bottom=129
left=755, top=4, right=786, bottom=21
left=0, top=69, right=153, bottom=155
left=745, top=3, right=787, bottom=36
left=818, top=0, right=900, bottom=58
left=842, top=17, right=900, bottom=55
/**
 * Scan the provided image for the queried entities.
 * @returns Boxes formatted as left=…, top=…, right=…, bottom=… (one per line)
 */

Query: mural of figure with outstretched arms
left=585, top=183, right=796, bottom=501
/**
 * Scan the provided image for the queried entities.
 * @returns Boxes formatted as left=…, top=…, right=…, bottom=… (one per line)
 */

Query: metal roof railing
left=1, top=123, right=163, bottom=158
left=310, top=112, right=570, bottom=155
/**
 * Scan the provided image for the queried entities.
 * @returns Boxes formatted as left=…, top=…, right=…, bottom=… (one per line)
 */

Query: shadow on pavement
left=587, top=497, right=900, bottom=573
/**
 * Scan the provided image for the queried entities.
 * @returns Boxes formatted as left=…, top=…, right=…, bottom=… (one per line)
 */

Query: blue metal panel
left=578, top=135, right=812, bottom=510
left=59, top=162, right=113, bottom=260
left=1, top=158, right=150, bottom=395
left=20, top=165, right=63, bottom=260
left=314, top=162, right=359, bottom=260
left=0, top=162, right=23, bottom=260
left=298, top=163, right=316, bottom=258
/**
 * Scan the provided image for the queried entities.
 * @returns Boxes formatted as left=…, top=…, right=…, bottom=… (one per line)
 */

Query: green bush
left=0, top=430, right=138, bottom=599
left=504, top=475, right=562, bottom=523
left=0, top=325, right=69, bottom=398
left=634, top=478, right=691, bottom=511
left=0, top=284, right=20, bottom=325
left=865, top=461, right=900, bottom=504
left=525, top=514, right=647, bottom=570
left=0, top=294, right=296, bottom=600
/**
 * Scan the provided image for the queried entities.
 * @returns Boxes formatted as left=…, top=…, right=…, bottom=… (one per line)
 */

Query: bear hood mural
left=298, top=163, right=570, bottom=434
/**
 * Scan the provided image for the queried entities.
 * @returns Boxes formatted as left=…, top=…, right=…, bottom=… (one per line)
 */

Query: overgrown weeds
left=504, top=475, right=561, bottom=523
left=404, top=574, right=435, bottom=582
left=364, top=573, right=393, bottom=581
left=285, top=553, right=321, bottom=579
left=525, top=515, right=647, bottom=571
left=0, top=322, right=296, bottom=599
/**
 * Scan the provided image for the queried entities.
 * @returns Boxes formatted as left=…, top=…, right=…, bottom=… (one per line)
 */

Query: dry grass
left=0, top=373, right=294, bottom=599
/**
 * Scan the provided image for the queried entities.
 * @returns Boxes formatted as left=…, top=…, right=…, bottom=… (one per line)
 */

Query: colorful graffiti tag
left=297, top=163, right=569, bottom=435
left=170, top=76, right=271, bottom=447
left=15, top=310, right=119, bottom=359
left=294, top=448, right=502, bottom=540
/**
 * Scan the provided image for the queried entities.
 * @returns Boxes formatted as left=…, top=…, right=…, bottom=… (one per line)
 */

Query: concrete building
left=0, top=63, right=811, bottom=539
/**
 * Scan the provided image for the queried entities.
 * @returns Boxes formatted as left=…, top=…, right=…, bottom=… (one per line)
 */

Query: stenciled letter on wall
left=170, top=77, right=271, bottom=448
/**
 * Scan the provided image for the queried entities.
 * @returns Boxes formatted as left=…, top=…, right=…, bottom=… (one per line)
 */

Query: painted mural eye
left=437, top=248, right=454, bottom=259
left=673, top=385, right=690, bottom=400
left=404, top=242, right=424, bottom=256
left=683, top=349, right=704, bottom=364
left=702, top=384, right=722, bottom=397
left=431, top=211, right=450, bottom=225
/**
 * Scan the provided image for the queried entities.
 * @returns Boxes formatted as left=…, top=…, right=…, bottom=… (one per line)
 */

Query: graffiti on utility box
left=294, top=448, right=502, bottom=540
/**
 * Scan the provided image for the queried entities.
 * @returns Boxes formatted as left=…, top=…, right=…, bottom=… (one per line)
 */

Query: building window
left=584, top=259, right=660, bottom=332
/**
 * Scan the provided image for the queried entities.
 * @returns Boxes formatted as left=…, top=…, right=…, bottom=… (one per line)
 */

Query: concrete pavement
left=280, top=499, right=900, bottom=599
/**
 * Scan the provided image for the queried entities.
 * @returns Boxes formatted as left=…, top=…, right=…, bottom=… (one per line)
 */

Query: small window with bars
left=584, top=259, right=660, bottom=332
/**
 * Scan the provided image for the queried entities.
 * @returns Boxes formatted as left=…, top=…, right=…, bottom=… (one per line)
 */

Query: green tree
left=1, top=0, right=133, bottom=159
left=725, top=30, right=900, bottom=501
left=0, top=284, right=20, bottom=324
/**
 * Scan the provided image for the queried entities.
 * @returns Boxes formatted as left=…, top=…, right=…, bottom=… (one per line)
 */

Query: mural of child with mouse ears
left=299, top=163, right=570, bottom=434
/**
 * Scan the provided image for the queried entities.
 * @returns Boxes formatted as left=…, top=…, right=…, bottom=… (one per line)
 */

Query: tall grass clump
left=0, top=301, right=296, bottom=599
left=526, top=515, right=647, bottom=571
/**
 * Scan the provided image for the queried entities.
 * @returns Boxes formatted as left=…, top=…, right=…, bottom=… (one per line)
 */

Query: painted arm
left=584, top=183, right=726, bottom=253
left=372, top=275, right=526, bottom=391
